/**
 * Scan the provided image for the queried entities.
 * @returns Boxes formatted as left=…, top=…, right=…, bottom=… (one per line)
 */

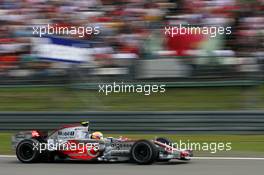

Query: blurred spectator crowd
left=0, top=0, right=263, bottom=84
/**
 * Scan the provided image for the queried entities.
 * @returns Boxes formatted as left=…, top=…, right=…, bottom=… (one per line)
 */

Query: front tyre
left=131, top=140, right=158, bottom=165
left=16, top=139, right=41, bottom=163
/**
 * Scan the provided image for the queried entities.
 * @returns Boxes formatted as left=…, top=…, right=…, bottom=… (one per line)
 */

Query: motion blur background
left=0, top=0, right=263, bottom=111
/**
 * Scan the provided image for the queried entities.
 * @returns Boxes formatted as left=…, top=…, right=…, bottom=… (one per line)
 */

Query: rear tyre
left=16, top=139, right=41, bottom=163
left=131, top=140, right=158, bottom=165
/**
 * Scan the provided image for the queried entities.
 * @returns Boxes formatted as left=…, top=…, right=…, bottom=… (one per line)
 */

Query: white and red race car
left=12, top=121, right=192, bottom=164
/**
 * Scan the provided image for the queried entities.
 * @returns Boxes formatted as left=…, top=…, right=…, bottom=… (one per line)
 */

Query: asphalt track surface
left=1, top=157, right=264, bottom=175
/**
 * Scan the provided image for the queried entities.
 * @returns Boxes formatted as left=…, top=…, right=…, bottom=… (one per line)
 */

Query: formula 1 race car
left=12, top=121, right=193, bottom=164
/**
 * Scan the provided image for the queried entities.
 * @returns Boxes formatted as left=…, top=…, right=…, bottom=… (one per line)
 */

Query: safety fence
left=0, top=111, right=264, bottom=134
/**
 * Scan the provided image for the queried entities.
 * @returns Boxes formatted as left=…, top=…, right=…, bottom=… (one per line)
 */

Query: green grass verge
left=1, top=133, right=264, bottom=156
left=0, top=133, right=14, bottom=155
left=0, top=86, right=264, bottom=111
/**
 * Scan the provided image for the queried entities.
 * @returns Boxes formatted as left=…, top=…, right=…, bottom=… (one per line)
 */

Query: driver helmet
left=91, top=131, right=103, bottom=140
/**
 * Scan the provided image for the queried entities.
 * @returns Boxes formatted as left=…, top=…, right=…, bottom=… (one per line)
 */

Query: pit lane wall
left=0, top=111, right=264, bottom=134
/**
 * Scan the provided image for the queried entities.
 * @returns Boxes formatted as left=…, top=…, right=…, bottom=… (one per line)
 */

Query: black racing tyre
left=131, top=140, right=158, bottom=165
left=16, top=139, right=41, bottom=163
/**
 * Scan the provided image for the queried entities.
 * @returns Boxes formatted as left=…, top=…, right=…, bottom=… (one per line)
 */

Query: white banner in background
left=32, top=36, right=93, bottom=63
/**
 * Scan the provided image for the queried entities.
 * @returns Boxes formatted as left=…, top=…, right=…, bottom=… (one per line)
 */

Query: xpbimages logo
left=168, top=140, right=232, bottom=154
left=165, top=24, right=232, bottom=38
left=98, top=82, right=166, bottom=95
left=32, top=24, right=100, bottom=38
left=32, top=141, right=100, bottom=154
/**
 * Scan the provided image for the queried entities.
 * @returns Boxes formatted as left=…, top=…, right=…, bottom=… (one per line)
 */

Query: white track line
left=0, top=155, right=16, bottom=158
left=1, top=155, right=264, bottom=160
